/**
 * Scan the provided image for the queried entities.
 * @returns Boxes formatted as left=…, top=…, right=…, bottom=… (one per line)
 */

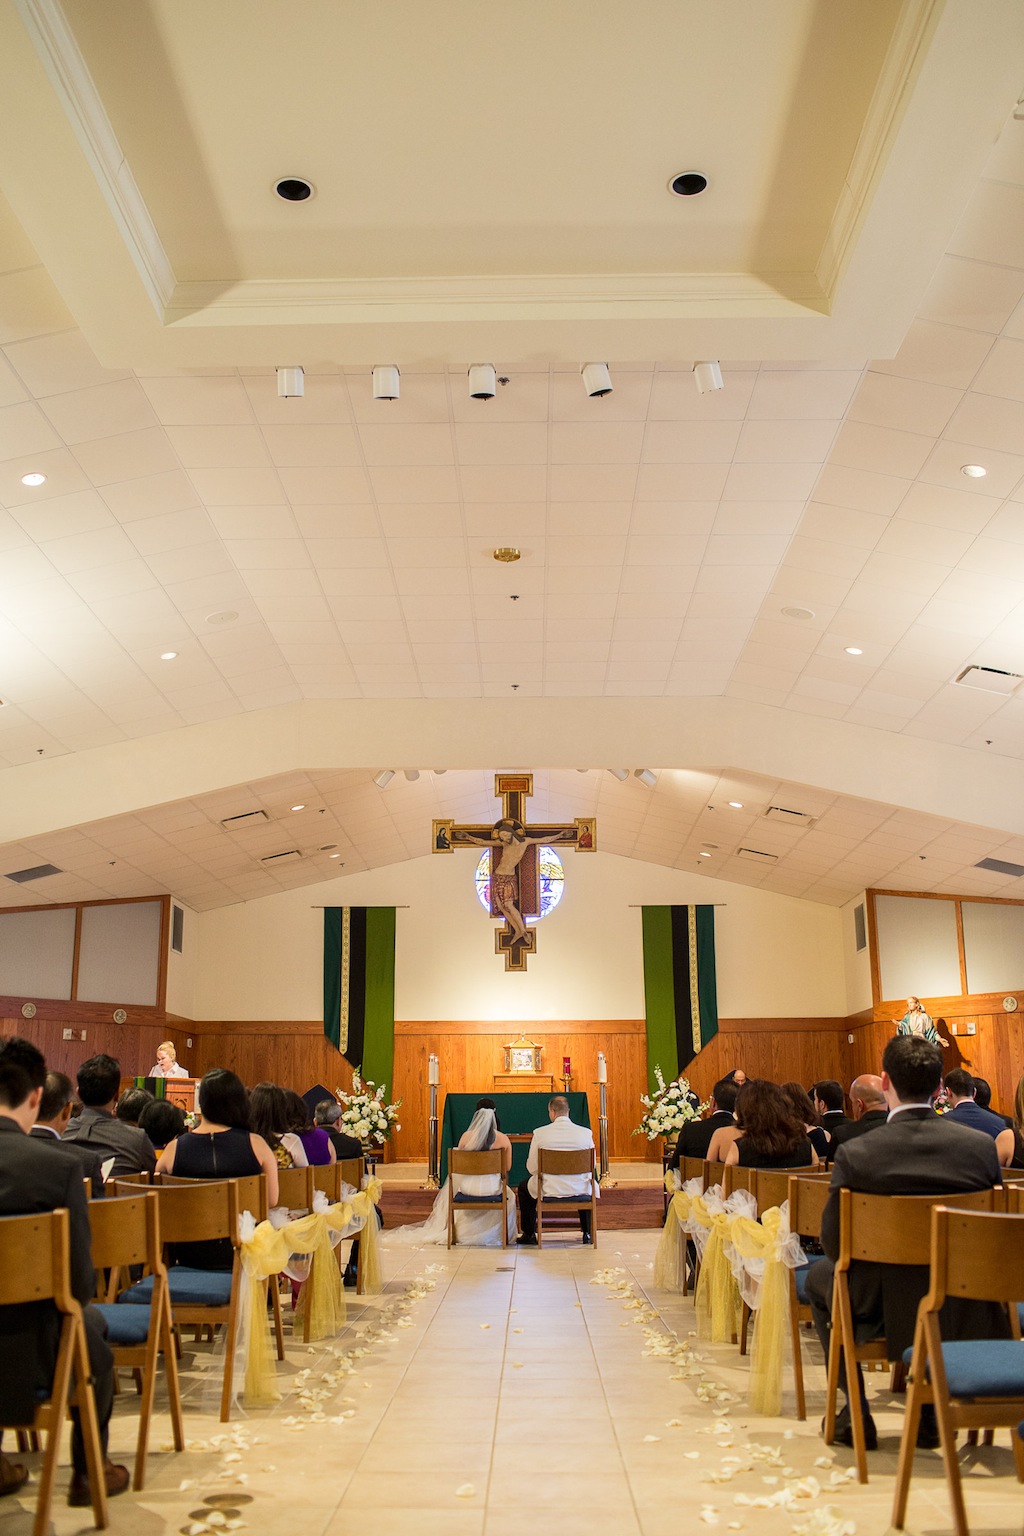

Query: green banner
left=323, top=907, right=396, bottom=1091
left=641, top=904, right=719, bottom=1091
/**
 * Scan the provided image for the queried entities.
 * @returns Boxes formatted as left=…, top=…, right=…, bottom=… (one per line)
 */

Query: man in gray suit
left=805, top=1035, right=1002, bottom=1452
left=61, top=1054, right=155, bottom=1178
left=29, top=1071, right=106, bottom=1197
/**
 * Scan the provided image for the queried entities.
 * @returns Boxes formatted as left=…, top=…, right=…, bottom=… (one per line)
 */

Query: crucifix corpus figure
left=433, top=773, right=596, bottom=971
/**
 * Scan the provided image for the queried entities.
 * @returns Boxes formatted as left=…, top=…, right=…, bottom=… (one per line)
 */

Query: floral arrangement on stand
left=333, top=1072, right=402, bottom=1147
left=633, top=1065, right=707, bottom=1142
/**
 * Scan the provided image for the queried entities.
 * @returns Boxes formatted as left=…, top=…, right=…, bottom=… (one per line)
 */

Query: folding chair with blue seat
left=537, top=1147, right=597, bottom=1249
left=893, top=1206, right=1024, bottom=1536
left=446, top=1149, right=508, bottom=1248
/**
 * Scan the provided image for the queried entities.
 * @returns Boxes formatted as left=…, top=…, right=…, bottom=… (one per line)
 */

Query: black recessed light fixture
left=670, top=171, right=708, bottom=197
left=274, top=177, right=314, bottom=202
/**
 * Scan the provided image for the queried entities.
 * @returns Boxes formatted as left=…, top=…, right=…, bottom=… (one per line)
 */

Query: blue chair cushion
left=540, top=1195, right=592, bottom=1203
left=452, top=1193, right=502, bottom=1204
left=794, top=1265, right=810, bottom=1303
left=901, top=1340, right=1024, bottom=1399
left=1018, top=1302, right=1023, bottom=1330
left=119, top=1267, right=232, bottom=1307
left=95, top=1302, right=151, bottom=1346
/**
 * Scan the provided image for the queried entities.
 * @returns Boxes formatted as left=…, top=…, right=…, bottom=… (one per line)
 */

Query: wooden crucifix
left=433, top=773, right=596, bottom=971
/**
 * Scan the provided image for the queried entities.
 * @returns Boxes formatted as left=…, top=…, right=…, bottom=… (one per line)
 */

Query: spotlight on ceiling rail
left=372, top=365, right=400, bottom=401
left=372, top=770, right=395, bottom=789
left=581, top=362, right=613, bottom=398
left=468, top=364, right=497, bottom=399
left=276, top=366, right=304, bottom=398
left=608, top=768, right=630, bottom=782
left=693, top=360, right=724, bottom=394
left=634, top=768, right=658, bottom=788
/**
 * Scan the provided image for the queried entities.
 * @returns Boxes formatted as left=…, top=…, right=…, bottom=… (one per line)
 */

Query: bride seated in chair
left=386, top=1101, right=516, bottom=1247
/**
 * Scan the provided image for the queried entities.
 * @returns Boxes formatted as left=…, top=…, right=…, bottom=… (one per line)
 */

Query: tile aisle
left=6, top=1234, right=1021, bottom=1536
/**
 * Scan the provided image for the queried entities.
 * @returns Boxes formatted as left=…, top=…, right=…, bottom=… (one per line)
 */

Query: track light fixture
left=372, top=365, right=400, bottom=401
left=693, top=360, right=724, bottom=394
left=372, top=770, right=395, bottom=789
left=581, top=362, right=613, bottom=398
left=276, top=366, right=304, bottom=398
left=404, top=769, right=420, bottom=782
left=608, top=768, right=630, bottom=782
left=468, top=364, right=497, bottom=400
left=634, top=768, right=658, bottom=788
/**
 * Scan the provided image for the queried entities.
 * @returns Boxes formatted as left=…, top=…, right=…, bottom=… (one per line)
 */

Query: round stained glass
left=474, top=846, right=564, bottom=923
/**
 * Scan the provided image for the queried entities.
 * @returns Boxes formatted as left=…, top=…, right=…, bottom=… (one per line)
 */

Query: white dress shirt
left=526, top=1115, right=598, bottom=1199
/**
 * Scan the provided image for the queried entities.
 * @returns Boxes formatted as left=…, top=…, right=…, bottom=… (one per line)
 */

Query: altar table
left=439, top=1091, right=591, bottom=1187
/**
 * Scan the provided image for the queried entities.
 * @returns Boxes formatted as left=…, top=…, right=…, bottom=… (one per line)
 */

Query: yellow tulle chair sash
left=652, top=1186, right=696, bottom=1290
left=694, top=1204, right=742, bottom=1343
left=724, top=1202, right=806, bottom=1416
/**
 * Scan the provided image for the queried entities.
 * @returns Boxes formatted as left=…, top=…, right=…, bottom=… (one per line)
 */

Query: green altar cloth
left=439, top=1092, right=591, bottom=1187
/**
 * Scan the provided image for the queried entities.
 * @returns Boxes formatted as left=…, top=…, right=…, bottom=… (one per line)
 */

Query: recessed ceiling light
left=274, top=176, right=314, bottom=202
left=698, top=851, right=712, bottom=858
left=961, top=464, right=987, bottom=478
left=728, top=801, right=743, bottom=809
left=782, top=605, right=815, bottom=621
left=206, top=610, right=239, bottom=626
left=493, top=547, right=521, bottom=563
left=291, top=804, right=305, bottom=812
left=160, top=651, right=178, bottom=661
left=20, top=473, right=46, bottom=487
left=845, top=646, right=864, bottom=656
left=329, top=853, right=341, bottom=859
left=669, top=171, right=708, bottom=196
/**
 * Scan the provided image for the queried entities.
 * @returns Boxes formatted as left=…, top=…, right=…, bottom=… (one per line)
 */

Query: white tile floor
left=4, top=1233, right=1022, bottom=1536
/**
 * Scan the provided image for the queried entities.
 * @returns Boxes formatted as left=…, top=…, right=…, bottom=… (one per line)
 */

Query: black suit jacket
left=826, top=1109, right=888, bottom=1151
left=29, top=1124, right=106, bottom=1198
left=327, top=1127, right=363, bottom=1162
left=668, top=1111, right=734, bottom=1171
left=822, top=1107, right=1003, bottom=1357
left=0, top=1115, right=108, bottom=1424
left=820, top=1110, right=850, bottom=1144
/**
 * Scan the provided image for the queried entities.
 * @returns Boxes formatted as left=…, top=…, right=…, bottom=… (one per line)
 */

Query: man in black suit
left=61, top=1054, right=155, bottom=1178
left=805, top=1036, right=1002, bottom=1451
left=826, top=1075, right=888, bottom=1152
left=667, top=1077, right=738, bottom=1171
left=29, top=1072, right=106, bottom=1198
left=811, top=1079, right=849, bottom=1144
left=0, top=1038, right=128, bottom=1506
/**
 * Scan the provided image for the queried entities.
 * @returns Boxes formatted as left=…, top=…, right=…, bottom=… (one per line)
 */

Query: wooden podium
left=492, top=1072, right=555, bottom=1093
left=122, top=1076, right=196, bottom=1115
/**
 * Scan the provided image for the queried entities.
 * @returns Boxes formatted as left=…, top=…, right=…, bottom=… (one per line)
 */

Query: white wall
left=165, top=900, right=198, bottom=1019
left=193, top=850, right=847, bottom=1022
left=841, top=892, right=873, bottom=1014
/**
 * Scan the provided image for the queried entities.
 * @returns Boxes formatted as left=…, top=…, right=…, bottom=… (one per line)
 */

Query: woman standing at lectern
left=148, top=1040, right=189, bottom=1078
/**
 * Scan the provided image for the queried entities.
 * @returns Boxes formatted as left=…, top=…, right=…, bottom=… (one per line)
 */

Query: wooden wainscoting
left=849, top=997, right=1024, bottom=1118
left=1, top=1015, right=174, bottom=1079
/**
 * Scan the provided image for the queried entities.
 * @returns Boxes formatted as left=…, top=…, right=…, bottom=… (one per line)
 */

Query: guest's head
left=780, top=1081, right=818, bottom=1127
left=156, top=1041, right=178, bottom=1072
left=849, top=1075, right=886, bottom=1119
left=284, top=1090, right=313, bottom=1135
left=971, top=1076, right=993, bottom=1110
left=725, top=1068, right=747, bottom=1088
left=76, top=1053, right=121, bottom=1110
left=548, top=1095, right=570, bottom=1120
left=196, top=1068, right=250, bottom=1130
left=734, top=1079, right=806, bottom=1161
left=0, top=1036, right=46, bottom=1128
left=314, top=1098, right=343, bottom=1128
left=943, top=1069, right=975, bottom=1104
left=882, top=1035, right=942, bottom=1107
left=116, top=1086, right=154, bottom=1124
left=139, top=1098, right=186, bottom=1151
left=711, top=1077, right=739, bottom=1115
left=811, top=1080, right=844, bottom=1115
left=249, top=1082, right=291, bottom=1144
left=38, top=1070, right=76, bottom=1131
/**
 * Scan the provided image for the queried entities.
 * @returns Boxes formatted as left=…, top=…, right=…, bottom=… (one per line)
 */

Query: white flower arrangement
left=633, top=1065, right=707, bottom=1141
left=334, top=1072, right=402, bottom=1146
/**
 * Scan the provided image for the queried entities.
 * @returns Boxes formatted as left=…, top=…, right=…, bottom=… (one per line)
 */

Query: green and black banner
left=641, top=905, right=718, bottom=1090
left=323, top=907, right=396, bottom=1089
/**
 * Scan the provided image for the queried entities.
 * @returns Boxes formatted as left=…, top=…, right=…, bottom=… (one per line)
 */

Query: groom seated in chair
left=517, top=1096, right=596, bottom=1246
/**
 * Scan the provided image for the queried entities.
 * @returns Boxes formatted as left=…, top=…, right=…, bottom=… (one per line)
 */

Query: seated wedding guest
left=250, top=1081, right=307, bottom=1168
left=517, top=1095, right=596, bottom=1246
left=62, top=1054, right=156, bottom=1178
left=0, top=1037, right=129, bottom=1506
left=314, top=1098, right=362, bottom=1160
left=1012, top=1072, right=1024, bottom=1169
left=804, top=1035, right=1003, bottom=1452
left=781, top=1082, right=829, bottom=1161
left=148, top=1041, right=189, bottom=1079
left=116, top=1085, right=154, bottom=1126
left=284, top=1090, right=336, bottom=1166
left=811, top=1080, right=849, bottom=1143
left=706, top=1100, right=743, bottom=1164
left=724, top=1067, right=747, bottom=1088
left=668, top=1076, right=739, bottom=1169
left=827, top=1076, right=888, bottom=1151
left=29, top=1071, right=106, bottom=1197
left=724, top=1079, right=817, bottom=1168
left=941, top=1069, right=1015, bottom=1166
left=156, top=1069, right=278, bottom=1267
left=138, top=1097, right=186, bottom=1153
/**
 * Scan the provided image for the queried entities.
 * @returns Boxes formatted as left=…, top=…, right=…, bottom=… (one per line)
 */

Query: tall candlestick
left=428, top=1054, right=439, bottom=1085
left=597, top=1052, right=607, bottom=1084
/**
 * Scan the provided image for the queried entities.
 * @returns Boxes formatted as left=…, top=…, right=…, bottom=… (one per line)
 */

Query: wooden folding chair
left=333, top=1157, right=375, bottom=1293
left=447, top=1149, right=509, bottom=1248
left=734, top=1165, right=817, bottom=1357
left=721, top=1164, right=756, bottom=1199
left=826, top=1187, right=1000, bottom=1482
left=893, top=1207, right=1024, bottom=1536
left=786, top=1173, right=833, bottom=1420
left=88, top=1192, right=183, bottom=1489
left=681, top=1156, right=707, bottom=1186
left=537, top=1148, right=597, bottom=1249
left=276, top=1165, right=314, bottom=1214
left=312, top=1161, right=344, bottom=1203
left=0, top=1209, right=108, bottom=1536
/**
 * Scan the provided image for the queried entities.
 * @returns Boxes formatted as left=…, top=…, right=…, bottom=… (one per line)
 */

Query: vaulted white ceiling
left=1, top=0, right=1024, bottom=912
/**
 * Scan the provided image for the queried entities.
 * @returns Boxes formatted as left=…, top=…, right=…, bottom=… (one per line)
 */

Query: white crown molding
left=14, top=0, right=176, bottom=315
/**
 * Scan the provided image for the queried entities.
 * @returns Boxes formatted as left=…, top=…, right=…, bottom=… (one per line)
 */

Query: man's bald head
left=849, top=1074, right=886, bottom=1119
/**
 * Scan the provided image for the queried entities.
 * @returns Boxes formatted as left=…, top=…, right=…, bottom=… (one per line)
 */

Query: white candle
left=597, top=1052, right=607, bottom=1084
left=428, top=1055, right=439, bottom=1085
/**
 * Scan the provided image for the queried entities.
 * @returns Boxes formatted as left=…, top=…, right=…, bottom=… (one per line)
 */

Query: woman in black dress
left=724, top=1080, right=818, bottom=1170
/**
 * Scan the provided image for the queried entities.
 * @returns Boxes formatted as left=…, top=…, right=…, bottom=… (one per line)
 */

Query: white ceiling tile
left=648, top=370, right=755, bottom=420
left=897, top=480, right=999, bottom=534
left=872, top=319, right=992, bottom=390
left=722, top=462, right=822, bottom=500
left=125, top=508, right=218, bottom=556
left=39, top=525, right=137, bottom=575
left=550, top=371, right=651, bottom=422
left=643, top=420, right=741, bottom=463
left=74, top=427, right=180, bottom=486
left=943, top=391, right=1024, bottom=456
left=635, top=463, right=729, bottom=501
left=455, top=422, right=548, bottom=463
left=164, top=424, right=270, bottom=468
left=550, top=421, right=645, bottom=463
left=830, top=419, right=934, bottom=479
left=4, top=329, right=132, bottom=396
left=850, top=371, right=962, bottom=436
left=920, top=255, right=1024, bottom=335
left=143, top=374, right=254, bottom=425
left=40, top=380, right=158, bottom=444
left=746, top=369, right=861, bottom=419
left=261, top=424, right=362, bottom=466
left=0, top=399, right=62, bottom=459
left=222, top=537, right=311, bottom=570
left=0, top=355, right=27, bottom=408
left=348, top=373, right=449, bottom=424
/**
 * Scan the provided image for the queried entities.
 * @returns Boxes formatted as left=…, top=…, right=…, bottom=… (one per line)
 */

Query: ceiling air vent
left=737, top=847, right=779, bottom=865
left=221, top=810, right=269, bottom=829
left=765, top=805, right=816, bottom=828
left=954, top=665, right=1023, bottom=696
left=5, top=863, right=63, bottom=883
left=975, top=857, right=1024, bottom=877
left=260, top=850, right=301, bottom=867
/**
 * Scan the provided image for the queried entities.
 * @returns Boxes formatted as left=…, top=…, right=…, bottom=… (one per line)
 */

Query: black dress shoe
left=916, top=1408, right=940, bottom=1450
left=516, top=1234, right=537, bottom=1246
left=67, top=1461, right=129, bottom=1507
left=581, top=1234, right=592, bottom=1244
left=824, top=1405, right=878, bottom=1451
left=0, top=1457, right=28, bottom=1498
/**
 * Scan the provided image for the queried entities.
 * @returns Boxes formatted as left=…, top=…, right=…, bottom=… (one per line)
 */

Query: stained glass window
left=474, top=847, right=565, bottom=922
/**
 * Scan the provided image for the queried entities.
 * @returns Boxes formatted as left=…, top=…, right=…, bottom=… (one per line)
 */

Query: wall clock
left=21, top=1002, right=36, bottom=1019
left=112, top=1007, right=127, bottom=1023
left=1002, top=996, right=1018, bottom=1012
